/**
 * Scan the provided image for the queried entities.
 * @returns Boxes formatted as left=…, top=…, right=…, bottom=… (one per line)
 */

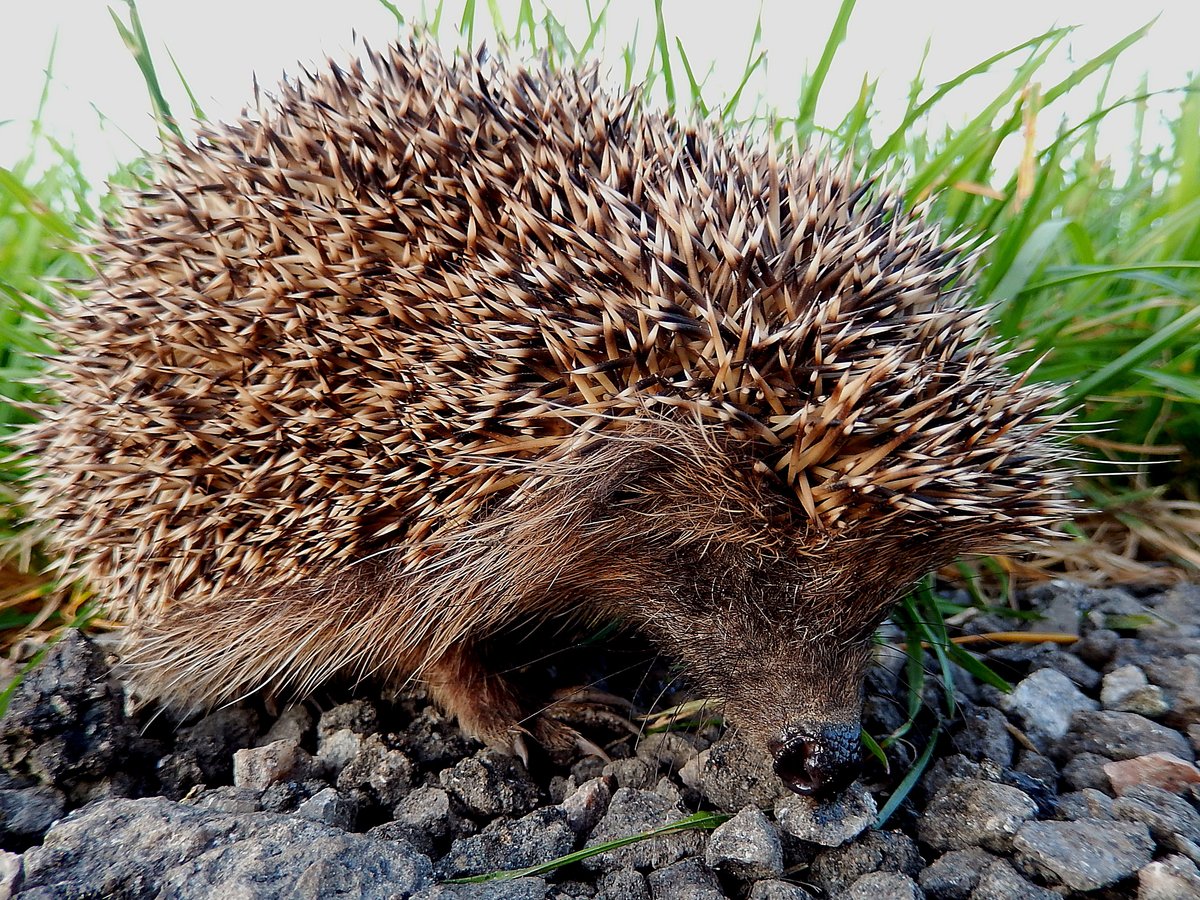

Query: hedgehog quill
left=21, top=39, right=1073, bottom=796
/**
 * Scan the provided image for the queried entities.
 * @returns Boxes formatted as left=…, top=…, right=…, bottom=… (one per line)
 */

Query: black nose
left=768, top=723, right=862, bottom=796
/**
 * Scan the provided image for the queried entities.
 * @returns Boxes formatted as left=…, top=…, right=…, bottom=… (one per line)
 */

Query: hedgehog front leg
left=422, top=643, right=616, bottom=764
left=422, top=642, right=533, bottom=761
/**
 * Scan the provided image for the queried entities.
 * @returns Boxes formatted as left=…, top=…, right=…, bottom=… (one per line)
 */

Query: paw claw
left=573, top=733, right=611, bottom=763
left=511, top=731, right=530, bottom=767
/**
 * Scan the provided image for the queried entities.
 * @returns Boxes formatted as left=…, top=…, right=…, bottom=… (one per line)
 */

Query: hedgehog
left=21, top=37, right=1072, bottom=796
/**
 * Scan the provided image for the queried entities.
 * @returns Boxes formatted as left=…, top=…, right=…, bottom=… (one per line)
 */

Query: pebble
left=697, top=736, right=785, bottom=812
left=0, top=850, right=20, bottom=897
left=439, top=807, right=575, bottom=880
left=257, top=704, right=314, bottom=747
left=774, top=781, right=876, bottom=847
left=917, top=847, right=994, bottom=899
left=439, top=750, right=541, bottom=819
left=918, top=778, right=1037, bottom=852
left=0, top=785, right=66, bottom=850
left=603, top=757, right=657, bottom=790
left=335, top=735, right=415, bottom=809
left=1013, top=819, right=1155, bottom=891
left=1113, top=784, right=1200, bottom=851
left=597, top=868, right=649, bottom=900
left=998, top=668, right=1097, bottom=746
left=705, top=806, right=784, bottom=881
left=809, top=830, right=923, bottom=896
left=1105, top=752, right=1200, bottom=795
left=295, top=786, right=358, bottom=829
left=971, top=859, right=1060, bottom=900
left=232, top=739, right=318, bottom=790
left=635, top=733, right=698, bottom=773
left=953, top=707, right=1014, bottom=766
left=1138, top=854, right=1200, bottom=900
left=581, top=788, right=702, bottom=873
left=175, top=707, right=261, bottom=784
left=1102, top=665, right=1170, bottom=717
left=645, top=857, right=725, bottom=899
left=1054, top=788, right=1114, bottom=821
left=1061, top=751, right=1113, bottom=791
left=413, top=878, right=547, bottom=899
left=842, top=871, right=924, bottom=899
left=315, top=700, right=378, bottom=771
left=1058, top=709, right=1192, bottom=761
left=559, top=776, right=613, bottom=834
left=747, top=880, right=817, bottom=899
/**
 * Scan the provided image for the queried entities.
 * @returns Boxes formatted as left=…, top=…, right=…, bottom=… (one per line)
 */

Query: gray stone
left=653, top=777, right=683, bottom=806
left=918, top=778, right=1038, bottom=852
left=1054, top=788, right=1115, bottom=821
left=918, top=848, right=995, bottom=899
left=336, top=735, right=415, bottom=809
left=0, top=850, right=20, bottom=899
left=1103, top=665, right=1170, bottom=717
left=440, top=750, right=541, bottom=819
left=1138, top=854, right=1200, bottom=900
left=0, top=632, right=135, bottom=794
left=999, top=668, right=1097, bottom=747
left=635, top=732, right=698, bottom=772
left=316, top=700, right=378, bottom=772
left=413, top=879, right=548, bottom=899
left=581, top=788, right=702, bottom=873
left=970, top=860, right=1059, bottom=900
left=1012, top=751, right=1057, bottom=791
left=1013, top=818, right=1154, bottom=891
left=1057, top=709, right=1191, bottom=761
left=843, top=871, right=924, bottom=899
left=0, top=786, right=65, bottom=850
left=259, top=779, right=322, bottom=815
left=1061, top=751, right=1113, bottom=791
left=560, top=776, right=613, bottom=834
left=16, top=796, right=431, bottom=898
left=258, top=704, right=314, bottom=747
left=440, top=807, right=575, bottom=880
left=232, top=739, right=319, bottom=790
left=954, top=708, right=1013, bottom=766
left=698, top=736, right=786, bottom=812
left=921, top=755, right=997, bottom=800
left=1136, top=653, right=1200, bottom=730
left=375, top=785, right=471, bottom=857
left=1113, top=784, right=1200, bottom=852
left=295, top=787, right=358, bottom=830
left=1072, top=628, right=1119, bottom=667
left=546, top=880, right=594, bottom=899
left=705, top=806, right=783, bottom=881
left=185, top=785, right=263, bottom=814
left=747, top=881, right=817, bottom=900
left=646, top=857, right=724, bottom=900
left=597, top=868, right=649, bottom=900
left=602, top=758, right=657, bottom=791
left=175, top=707, right=261, bottom=784
left=774, top=781, right=876, bottom=847
left=810, top=830, right=924, bottom=896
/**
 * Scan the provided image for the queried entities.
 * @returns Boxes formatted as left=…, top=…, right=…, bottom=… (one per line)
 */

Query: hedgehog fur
left=22, top=38, right=1072, bottom=792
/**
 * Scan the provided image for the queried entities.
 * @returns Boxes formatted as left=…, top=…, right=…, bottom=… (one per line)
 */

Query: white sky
left=2, top=1, right=1197, bottom=186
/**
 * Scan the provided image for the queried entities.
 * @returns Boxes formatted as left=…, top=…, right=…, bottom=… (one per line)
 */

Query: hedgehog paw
left=530, top=686, right=639, bottom=764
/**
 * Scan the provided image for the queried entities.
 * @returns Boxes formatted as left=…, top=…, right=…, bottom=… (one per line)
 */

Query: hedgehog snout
left=767, top=722, right=862, bottom=796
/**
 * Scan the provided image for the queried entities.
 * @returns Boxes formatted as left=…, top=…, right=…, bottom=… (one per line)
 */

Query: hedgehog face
left=624, top=541, right=906, bottom=797
left=581, top=424, right=945, bottom=796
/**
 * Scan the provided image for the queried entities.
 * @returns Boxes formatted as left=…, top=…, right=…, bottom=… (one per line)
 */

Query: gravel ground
left=2, top=580, right=1200, bottom=899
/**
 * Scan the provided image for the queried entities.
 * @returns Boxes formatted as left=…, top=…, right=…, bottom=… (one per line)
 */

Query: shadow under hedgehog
left=20, top=37, right=1073, bottom=797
